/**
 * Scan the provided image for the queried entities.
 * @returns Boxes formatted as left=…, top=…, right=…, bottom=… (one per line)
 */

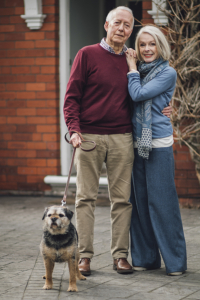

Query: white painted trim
left=44, top=175, right=108, bottom=195
left=148, top=0, right=168, bottom=25
left=44, top=176, right=108, bottom=187
left=59, top=0, right=71, bottom=175
left=21, top=0, right=46, bottom=30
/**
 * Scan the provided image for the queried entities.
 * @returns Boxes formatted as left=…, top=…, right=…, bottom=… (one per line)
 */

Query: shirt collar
left=100, top=38, right=127, bottom=55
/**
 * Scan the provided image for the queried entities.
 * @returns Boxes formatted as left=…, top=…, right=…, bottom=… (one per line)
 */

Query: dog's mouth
left=51, top=223, right=58, bottom=228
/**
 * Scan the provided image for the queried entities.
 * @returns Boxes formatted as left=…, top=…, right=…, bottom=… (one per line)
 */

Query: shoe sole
left=133, top=266, right=147, bottom=271
left=79, top=270, right=91, bottom=276
left=113, top=264, right=133, bottom=274
left=168, top=272, right=183, bottom=276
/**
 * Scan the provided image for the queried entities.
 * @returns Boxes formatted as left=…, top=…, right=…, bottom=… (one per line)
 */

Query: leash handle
left=64, top=131, right=96, bottom=152
left=62, top=131, right=96, bottom=205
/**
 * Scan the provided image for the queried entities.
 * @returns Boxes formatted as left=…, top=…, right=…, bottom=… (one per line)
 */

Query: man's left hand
left=162, top=103, right=172, bottom=118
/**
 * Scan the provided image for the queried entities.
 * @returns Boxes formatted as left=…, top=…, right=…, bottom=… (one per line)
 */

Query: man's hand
left=70, top=133, right=81, bottom=148
left=162, top=103, right=173, bottom=118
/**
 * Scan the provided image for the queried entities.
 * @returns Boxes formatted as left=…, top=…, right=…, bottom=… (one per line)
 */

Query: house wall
left=0, top=0, right=60, bottom=192
left=0, top=0, right=199, bottom=204
left=173, top=143, right=200, bottom=206
left=142, top=1, right=154, bottom=24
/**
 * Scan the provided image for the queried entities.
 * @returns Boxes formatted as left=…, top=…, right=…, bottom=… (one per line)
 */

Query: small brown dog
left=40, top=205, right=86, bottom=292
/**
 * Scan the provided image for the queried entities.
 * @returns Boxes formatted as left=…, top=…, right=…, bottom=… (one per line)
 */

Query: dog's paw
left=78, top=274, right=86, bottom=280
left=42, top=275, right=46, bottom=279
left=67, top=285, right=78, bottom=292
left=43, top=284, right=53, bottom=290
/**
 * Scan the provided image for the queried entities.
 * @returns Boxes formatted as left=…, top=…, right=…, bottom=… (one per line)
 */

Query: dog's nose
left=51, top=217, right=58, bottom=222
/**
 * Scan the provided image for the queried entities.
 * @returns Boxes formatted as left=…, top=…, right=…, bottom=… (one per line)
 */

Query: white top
left=133, top=135, right=174, bottom=148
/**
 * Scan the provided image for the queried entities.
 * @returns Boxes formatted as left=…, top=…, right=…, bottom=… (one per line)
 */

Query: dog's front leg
left=76, top=253, right=86, bottom=280
left=43, top=258, right=54, bottom=290
left=67, top=258, right=78, bottom=292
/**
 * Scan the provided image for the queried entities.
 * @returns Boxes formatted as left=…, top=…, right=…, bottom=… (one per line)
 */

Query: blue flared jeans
left=130, top=146, right=187, bottom=274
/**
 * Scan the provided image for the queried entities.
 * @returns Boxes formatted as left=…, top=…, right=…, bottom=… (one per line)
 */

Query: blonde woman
left=126, top=26, right=187, bottom=275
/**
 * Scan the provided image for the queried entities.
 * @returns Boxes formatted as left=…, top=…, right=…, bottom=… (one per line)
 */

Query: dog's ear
left=42, top=208, right=49, bottom=220
left=63, top=208, right=74, bottom=220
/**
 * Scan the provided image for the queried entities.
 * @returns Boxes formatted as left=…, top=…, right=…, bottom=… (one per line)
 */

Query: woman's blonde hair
left=135, top=25, right=171, bottom=61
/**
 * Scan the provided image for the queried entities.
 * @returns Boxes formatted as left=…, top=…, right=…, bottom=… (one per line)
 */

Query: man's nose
left=118, top=23, right=124, bottom=31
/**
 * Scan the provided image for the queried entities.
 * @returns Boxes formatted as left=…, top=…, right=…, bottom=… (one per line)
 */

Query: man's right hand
left=70, top=133, right=81, bottom=148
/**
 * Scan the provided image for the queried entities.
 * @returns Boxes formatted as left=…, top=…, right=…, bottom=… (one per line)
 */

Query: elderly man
left=64, top=6, right=134, bottom=276
left=64, top=6, right=170, bottom=276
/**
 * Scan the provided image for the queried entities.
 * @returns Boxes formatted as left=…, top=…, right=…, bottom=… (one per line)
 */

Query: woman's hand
left=125, top=48, right=137, bottom=71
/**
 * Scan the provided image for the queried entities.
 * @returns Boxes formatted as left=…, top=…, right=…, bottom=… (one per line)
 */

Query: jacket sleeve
left=63, top=49, right=87, bottom=133
left=127, top=67, right=177, bottom=102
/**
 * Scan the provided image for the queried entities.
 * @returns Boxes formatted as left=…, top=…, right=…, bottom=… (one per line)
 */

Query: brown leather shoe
left=113, top=258, right=133, bottom=274
left=78, top=258, right=91, bottom=276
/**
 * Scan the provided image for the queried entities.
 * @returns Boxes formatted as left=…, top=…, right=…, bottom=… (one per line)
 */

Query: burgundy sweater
left=63, top=44, right=132, bottom=134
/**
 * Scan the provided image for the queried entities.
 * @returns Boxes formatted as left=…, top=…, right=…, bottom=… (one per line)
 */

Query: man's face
left=104, top=10, right=133, bottom=47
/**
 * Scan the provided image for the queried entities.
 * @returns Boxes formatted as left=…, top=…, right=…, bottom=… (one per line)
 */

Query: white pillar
left=148, top=0, right=168, bottom=25
left=21, top=0, right=46, bottom=30
left=59, top=0, right=71, bottom=175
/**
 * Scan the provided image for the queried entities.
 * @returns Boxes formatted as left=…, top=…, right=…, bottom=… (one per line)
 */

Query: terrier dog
left=40, top=205, right=86, bottom=292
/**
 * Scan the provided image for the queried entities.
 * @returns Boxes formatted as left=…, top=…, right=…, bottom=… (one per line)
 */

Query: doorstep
left=44, top=175, right=109, bottom=197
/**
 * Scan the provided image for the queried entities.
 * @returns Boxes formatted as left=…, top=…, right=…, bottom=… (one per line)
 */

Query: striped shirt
left=100, top=38, right=127, bottom=55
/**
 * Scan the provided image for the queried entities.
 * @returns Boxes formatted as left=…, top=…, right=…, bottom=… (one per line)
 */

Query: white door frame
left=59, top=0, right=71, bottom=175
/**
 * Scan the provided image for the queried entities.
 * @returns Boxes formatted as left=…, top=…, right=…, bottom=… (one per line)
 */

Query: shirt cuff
left=127, top=69, right=139, bottom=75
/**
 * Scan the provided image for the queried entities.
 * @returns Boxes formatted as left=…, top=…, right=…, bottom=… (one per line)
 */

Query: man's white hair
left=106, top=6, right=134, bottom=29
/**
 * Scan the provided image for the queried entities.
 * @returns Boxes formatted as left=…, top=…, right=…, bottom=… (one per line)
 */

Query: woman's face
left=139, top=33, right=159, bottom=63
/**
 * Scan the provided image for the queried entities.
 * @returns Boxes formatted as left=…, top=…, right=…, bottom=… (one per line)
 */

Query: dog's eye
left=59, top=214, right=64, bottom=217
left=47, top=214, right=52, bottom=217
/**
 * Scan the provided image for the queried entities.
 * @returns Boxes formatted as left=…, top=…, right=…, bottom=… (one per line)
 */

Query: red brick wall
left=0, top=0, right=60, bottom=192
left=0, top=0, right=199, bottom=202
left=142, top=1, right=154, bottom=24
left=173, top=143, right=200, bottom=206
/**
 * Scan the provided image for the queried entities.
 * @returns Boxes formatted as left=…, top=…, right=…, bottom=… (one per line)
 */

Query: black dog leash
left=61, top=131, right=96, bottom=206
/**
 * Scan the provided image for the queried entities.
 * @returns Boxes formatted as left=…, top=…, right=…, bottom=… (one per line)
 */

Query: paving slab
left=0, top=196, right=200, bottom=300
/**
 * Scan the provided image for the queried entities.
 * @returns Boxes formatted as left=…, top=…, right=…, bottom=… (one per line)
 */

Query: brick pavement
left=0, top=196, right=200, bottom=300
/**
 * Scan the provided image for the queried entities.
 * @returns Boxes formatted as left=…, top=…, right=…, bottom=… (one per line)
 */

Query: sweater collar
left=100, top=38, right=127, bottom=55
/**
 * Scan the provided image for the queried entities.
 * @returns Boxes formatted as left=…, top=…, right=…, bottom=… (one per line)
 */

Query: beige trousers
left=74, top=133, right=134, bottom=259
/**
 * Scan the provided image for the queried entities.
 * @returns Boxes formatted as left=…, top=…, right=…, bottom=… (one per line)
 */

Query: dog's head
left=42, top=206, right=74, bottom=234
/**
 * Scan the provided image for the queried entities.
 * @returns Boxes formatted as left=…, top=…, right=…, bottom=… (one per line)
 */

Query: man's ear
left=104, top=21, right=109, bottom=32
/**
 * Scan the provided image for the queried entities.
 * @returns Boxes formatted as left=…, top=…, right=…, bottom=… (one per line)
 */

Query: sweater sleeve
left=63, top=49, right=88, bottom=133
left=127, top=67, right=177, bottom=102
